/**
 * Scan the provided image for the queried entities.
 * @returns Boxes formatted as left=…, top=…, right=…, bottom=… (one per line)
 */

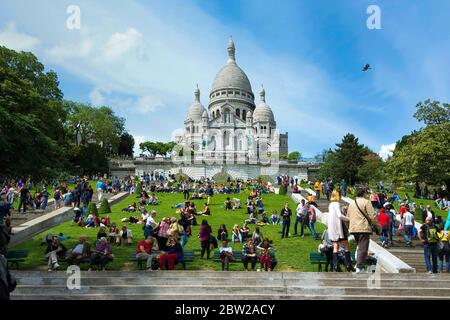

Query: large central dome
left=211, top=38, right=253, bottom=94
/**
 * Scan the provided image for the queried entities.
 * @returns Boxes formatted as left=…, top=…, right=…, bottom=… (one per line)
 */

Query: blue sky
left=1, top=0, right=450, bottom=158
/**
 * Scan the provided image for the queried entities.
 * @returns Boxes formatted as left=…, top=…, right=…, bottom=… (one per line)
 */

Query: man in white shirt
left=144, top=210, right=158, bottom=238
left=403, top=210, right=415, bottom=247
left=294, top=199, right=306, bottom=235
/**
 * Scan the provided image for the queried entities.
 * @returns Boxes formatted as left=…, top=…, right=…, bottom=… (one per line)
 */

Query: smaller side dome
left=202, top=110, right=208, bottom=118
left=186, top=84, right=206, bottom=121
left=253, top=85, right=275, bottom=123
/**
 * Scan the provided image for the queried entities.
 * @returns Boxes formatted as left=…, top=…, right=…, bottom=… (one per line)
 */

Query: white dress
left=327, top=201, right=347, bottom=241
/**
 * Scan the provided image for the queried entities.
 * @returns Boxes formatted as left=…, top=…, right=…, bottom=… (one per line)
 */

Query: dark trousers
left=282, top=219, right=290, bottom=238
left=18, top=198, right=27, bottom=213
left=353, top=233, right=371, bottom=269
left=183, top=191, right=189, bottom=199
left=201, top=239, right=210, bottom=258
left=300, top=216, right=310, bottom=236
left=243, top=256, right=257, bottom=270
left=221, top=254, right=236, bottom=271
left=90, top=253, right=112, bottom=269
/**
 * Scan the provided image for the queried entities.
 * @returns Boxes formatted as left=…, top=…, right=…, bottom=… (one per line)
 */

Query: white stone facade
left=176, top=38, right=288, bottom=164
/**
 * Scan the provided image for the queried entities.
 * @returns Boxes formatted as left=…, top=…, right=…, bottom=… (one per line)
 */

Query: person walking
left=18, top=185, right=29, bottom=214
left=307, top=202, right=319, bottom=240
left=418, top=216, right=440, bottom=274
left=280, top=203, right=292, bottom=238
left=327, top=191, right=353, bottom=271
left=403, top=209, right=415, bottom=247
left=347, top=188, right=380, bottom=273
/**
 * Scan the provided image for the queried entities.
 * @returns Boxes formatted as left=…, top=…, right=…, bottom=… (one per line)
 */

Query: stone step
left=12, top=285, right=450, bottom=298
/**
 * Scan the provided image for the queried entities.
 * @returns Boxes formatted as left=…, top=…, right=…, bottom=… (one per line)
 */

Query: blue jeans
left=309, top=221, right=318, bottom=239
left=41, top=197, right=48, bottom=210
left=424, top=243, right=439, bottom=273
left=294, top=216, right=303, bottom=234
left=282, top=219, right=290, bottom=238
left=181, top=234, right=188, bottom=247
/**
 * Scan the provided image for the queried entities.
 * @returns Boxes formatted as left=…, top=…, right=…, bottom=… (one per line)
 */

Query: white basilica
left=176, top=38, right=289, bottom=163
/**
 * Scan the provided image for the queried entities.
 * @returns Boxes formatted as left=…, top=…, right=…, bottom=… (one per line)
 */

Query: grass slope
left=10, top=192, right=325, bottom=271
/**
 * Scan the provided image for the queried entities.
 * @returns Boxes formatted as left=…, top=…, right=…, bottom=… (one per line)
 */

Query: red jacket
left=377, top=213, right=389, bottom=227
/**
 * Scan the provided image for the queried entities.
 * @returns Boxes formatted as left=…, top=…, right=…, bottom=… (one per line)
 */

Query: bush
left=87, top=202, right=98, bottom=217
left=279, top=183, right=288, bottom=195
left=98, top=197, right=111, bottom=214
left=135, top=181, right=142, bottom=194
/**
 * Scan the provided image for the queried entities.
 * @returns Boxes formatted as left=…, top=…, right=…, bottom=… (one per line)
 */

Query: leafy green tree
left=118, top=132, right=135, bottom=157
left=357, top=153, right=385, bottom=184
left=0, top=46, right=67, bottom=176
left=414, top=99, right=450, bottom=126
left=387, top=122, right=450, bottom=190
left=69, top=143, right=109, bottom=175
left=334, top=134, right=368, bottom=185
left=87, top=202, right=98, bottom=217
left=287, top=151, right=302, bottom=161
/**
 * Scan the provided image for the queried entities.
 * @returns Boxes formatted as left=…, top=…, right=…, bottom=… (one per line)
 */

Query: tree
left=87, top=202, right=98, bottom=217
left=68, top=143, right=109, bottom=175
left=414, top=99, right=450, bottom=126
left=287, top=151, right=302, bottom=161
left=98, top=197, right=111, bottom=214
left=118, top=132, right=135, bottom=157
left=334, top=134, right=368, bottom=185
left=386, top=122, right=450, bottom=190
left=357, top=152, right=385, bottom=184
left=139, top=141, right=177, bottom=157
left=0, top=46, right=68, bottom=176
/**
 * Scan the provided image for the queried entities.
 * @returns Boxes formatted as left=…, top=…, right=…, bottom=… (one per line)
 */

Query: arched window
left=217, top=109, right=220, bottom=118
left=236, top=108, right=240, bottom=118
left=224, top=131, right=230, bottom=148
left=212, top=111, right=215, bottom=118
left=224, top=109, right=231, bottom=123
left=243, top=111, right=246, bottom=121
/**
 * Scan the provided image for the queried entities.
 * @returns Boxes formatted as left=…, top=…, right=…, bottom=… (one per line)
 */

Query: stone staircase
left=10, top=271, right=450, bottom=300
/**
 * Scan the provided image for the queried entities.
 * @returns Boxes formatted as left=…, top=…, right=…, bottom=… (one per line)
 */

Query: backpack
left=427, top=227, right=440, bottom=244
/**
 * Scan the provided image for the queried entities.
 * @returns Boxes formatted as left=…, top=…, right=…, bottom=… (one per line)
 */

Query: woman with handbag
left=347, top=188, right=381, bottom=273
left=327, top=191, right=353, bottom=271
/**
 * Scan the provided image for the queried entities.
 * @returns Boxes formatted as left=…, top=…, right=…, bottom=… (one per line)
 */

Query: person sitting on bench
left=66, top=236, right=91, bottom=266
left=135, top=236, right=159, bottom=271
left=219, top=240, right=235, bottom=271
left=158, top=235, right=183, bottom=270
left=45, top=236, right=67, bottom=271
left=257, top=238, right=274, bottom=272
left=242, top=238, right=257, bottom=271
left=119, top=225, right=133, bottom=245
left=89, top=237, right=113, bottom=271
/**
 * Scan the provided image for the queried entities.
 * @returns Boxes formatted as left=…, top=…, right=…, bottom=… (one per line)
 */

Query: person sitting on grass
left=257, top=238, right=274, bottom=272
left=239, top=223, right=250, bottom=241
left=199, top=203, right=211, bottom=216
left=217, top=224, right=228, bottom=242
left=84, top=214, right=95, bottom=228
left=224, top=197, right=232, bottom=210
left=89, top=237, right=113, bottom=271
left=158, top=235, right=183, bottom=270
left=149, top=193, right=158, bottom=205
left=65, top=236, right=91, bottom=266
left=233, top=198, right=241, bottom=210
left=121, top=202, right=137, bottom=213
left=252, top=227, right=264, bottom=246
left=232, top=224, right=242, bottom=243
left=269, top=211, right=280, bottom=225
left=119, top=225, right=133, bottom=245
left=73, top=207, right=82, bottom=225
left=96, top=226, right=108, bottom=240
left=219, top=240, right=235, bottom=271
left=136, top=236, right=159, bottom=271
left=242, top=238, right=257, bottom=271
left=259, top=212, right=269, bottom=225
left=245, top=210, right=258, bottom=225
left=45, top=236, right=67, bottom=272
left=109, top=223, right=119, bottom=244
left=246, top=197, right=255, bottom=215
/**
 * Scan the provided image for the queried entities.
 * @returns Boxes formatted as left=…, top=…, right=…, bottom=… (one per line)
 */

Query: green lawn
left=10, top=191, right=326, bottom=271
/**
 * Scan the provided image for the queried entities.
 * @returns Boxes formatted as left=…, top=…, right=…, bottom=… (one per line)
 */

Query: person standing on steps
left=403, top=209, right=415, bottom=247
left=327, top=191, right=353, bottom=271
left=347, top=187, right=380, bottom=273
left=280, top=202, right=292, bottom=238
left=307, top=202, right=319, bottom=240
left=418, top=216, right=440, bottom=274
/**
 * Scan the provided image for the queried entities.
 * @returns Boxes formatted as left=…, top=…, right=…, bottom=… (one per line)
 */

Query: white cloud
left=89, top=87, right=110, bottom=106
left=0, top=21, right=39, bottom=51
left=132, top=135, right=146, bottom=156
left=378, top=143, right=396, bottom=161
left=135, top=95, right=165, bottom=114
left=104, top=28, right=142, bottom=61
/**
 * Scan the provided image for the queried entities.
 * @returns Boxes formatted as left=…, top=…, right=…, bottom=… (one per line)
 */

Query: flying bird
left=362, top=64, right=371, bottom=72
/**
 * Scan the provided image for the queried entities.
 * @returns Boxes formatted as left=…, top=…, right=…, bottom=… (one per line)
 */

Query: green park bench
left=6, top=250, right=29, bottom=270
left=42, top=252, right=90, bottom=266
left=129, top=249, right=194, bottom=270
left=309, top=252, right=356, bottom=272
left=309, top=252, right=327, bottom=272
